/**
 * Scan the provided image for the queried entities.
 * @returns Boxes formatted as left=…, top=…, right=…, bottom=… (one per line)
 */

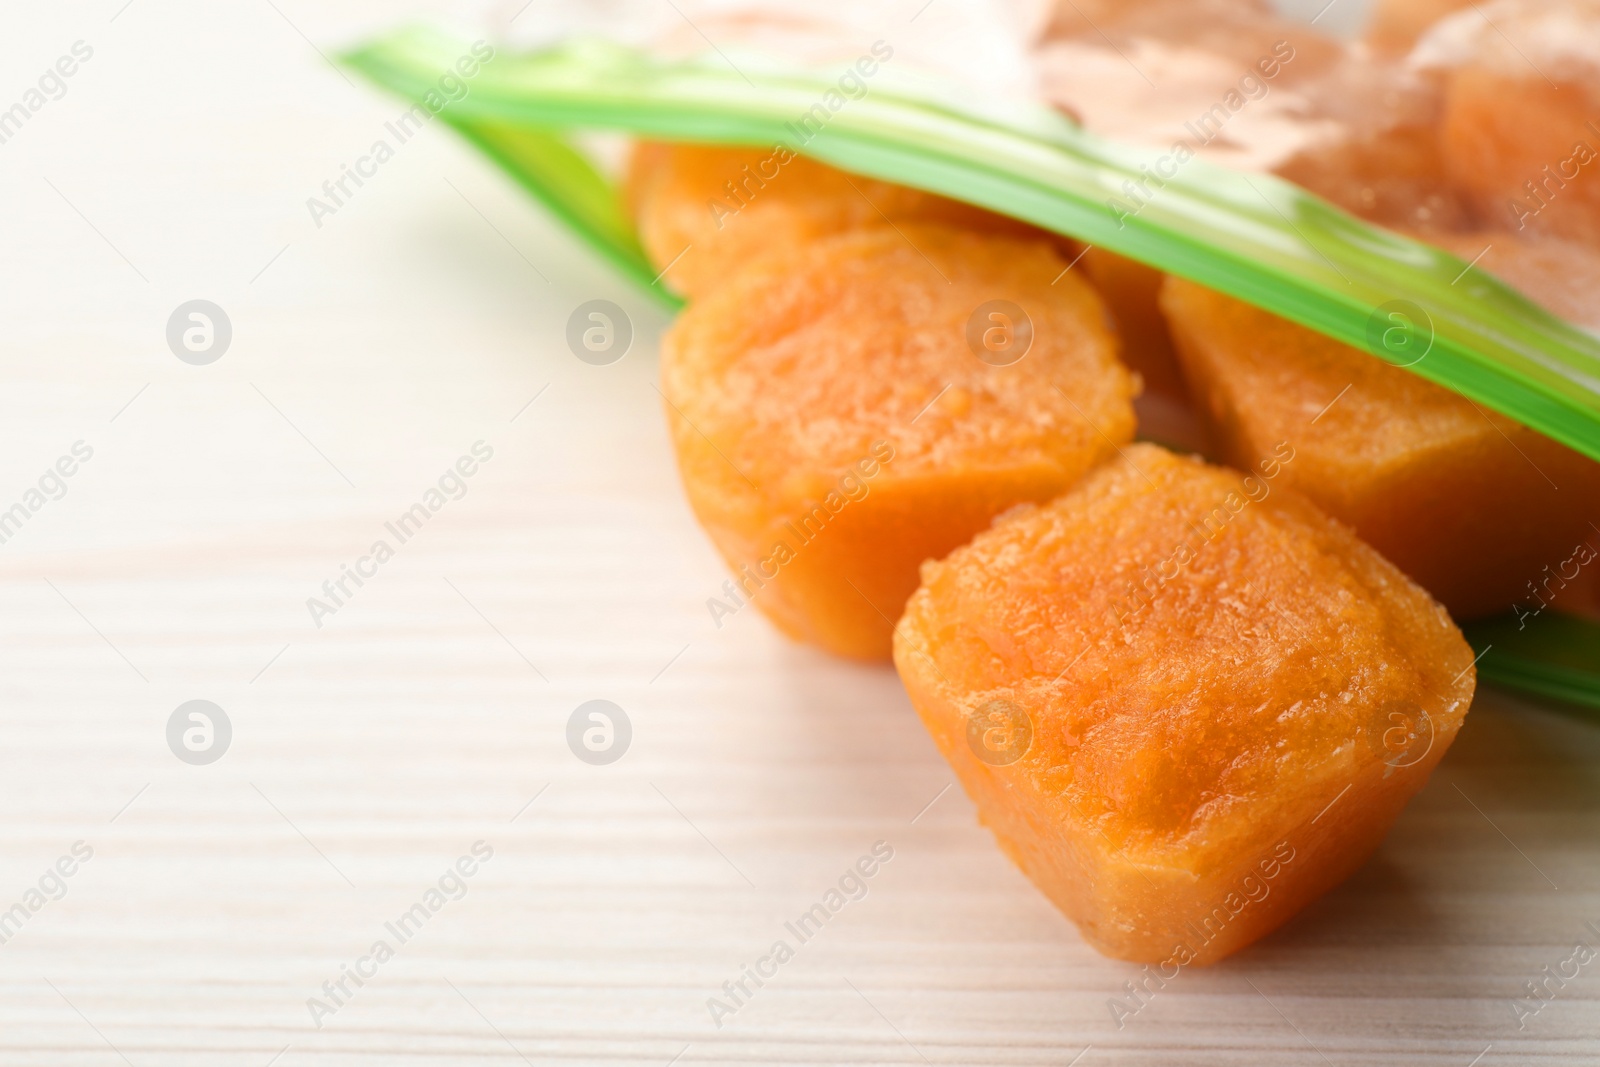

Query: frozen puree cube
left=894, top=444, right=1476, bottom=964
left=1421, top=0, right=1600, bottom=245
left=1036, top=0, right=1470, bottom=233
left=660, top=225, right=1136, bottom=660
left=1160, top=275, right=1600, bottom=620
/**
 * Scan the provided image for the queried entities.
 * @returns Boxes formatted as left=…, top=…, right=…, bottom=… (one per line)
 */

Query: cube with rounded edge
left=1160, top=275, right=1600, bottom=619
left=894, top=444, right=1476, bottom=964
left=661, top=224, right=1137, bottom=660
left=1426, top=0, right=1600, bottom=245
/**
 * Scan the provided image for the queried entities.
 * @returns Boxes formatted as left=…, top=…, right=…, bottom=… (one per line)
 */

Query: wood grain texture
left=2, top=1, right=1597, bottom=1064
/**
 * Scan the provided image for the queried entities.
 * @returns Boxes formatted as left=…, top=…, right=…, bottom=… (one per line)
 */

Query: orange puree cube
left=660, top=225, right=1136, bottom=660
left=626, top=141, right=1053, bottom=299
left=1271, top=38, right=1468, bottom=233
left=1160, top=276, right=1600, bottom=620
left=1429, top=2, right=1600, bottom=245
left=894, top=444, right=1476, bottom=965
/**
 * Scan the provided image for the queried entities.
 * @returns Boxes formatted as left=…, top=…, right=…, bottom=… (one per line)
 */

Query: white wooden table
left=2, top=1, right=1596, bottom=1063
